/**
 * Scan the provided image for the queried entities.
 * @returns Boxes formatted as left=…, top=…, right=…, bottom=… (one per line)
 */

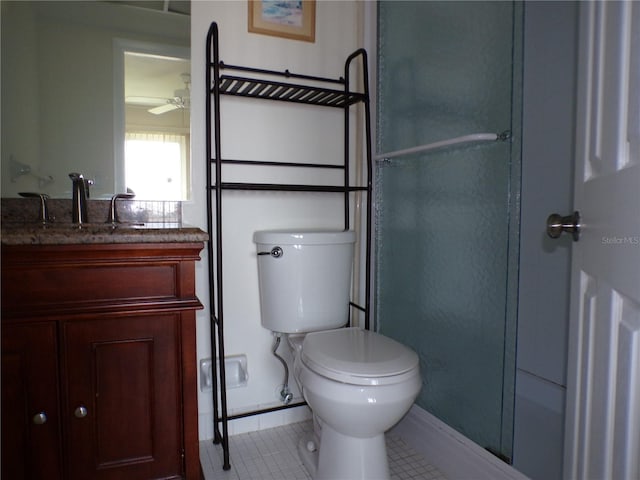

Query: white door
left=562, top=2, right=640, bottom=479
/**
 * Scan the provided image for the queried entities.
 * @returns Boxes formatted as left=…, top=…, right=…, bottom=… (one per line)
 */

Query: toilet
left=254, top=229, right=421, bottom=480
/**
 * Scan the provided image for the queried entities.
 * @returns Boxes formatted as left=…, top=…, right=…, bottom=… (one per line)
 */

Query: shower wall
left=376, top=1, right=522, bottom=460
left=512, top=3, right=578, bottom=479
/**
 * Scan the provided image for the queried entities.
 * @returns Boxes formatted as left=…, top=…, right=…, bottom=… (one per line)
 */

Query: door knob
left=546, top=211, right=580, bottom=241
left=74, top=406, right=88, bottom=418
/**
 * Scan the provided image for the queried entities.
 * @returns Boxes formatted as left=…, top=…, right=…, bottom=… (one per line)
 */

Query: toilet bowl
left=289, top=328, right=421, bottom=480
left=254, top=230, right=422, bottom=480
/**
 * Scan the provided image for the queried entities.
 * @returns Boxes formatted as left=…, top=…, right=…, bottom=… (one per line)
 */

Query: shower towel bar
left=375, top=132, right=508, bottom=161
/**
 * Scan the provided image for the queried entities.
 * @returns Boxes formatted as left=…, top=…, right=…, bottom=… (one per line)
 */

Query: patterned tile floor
left=200, top=420, right=448, bottom=480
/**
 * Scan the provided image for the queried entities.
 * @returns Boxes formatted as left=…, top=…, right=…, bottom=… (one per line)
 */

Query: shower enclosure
left=375, top=1, right=523, bottom=461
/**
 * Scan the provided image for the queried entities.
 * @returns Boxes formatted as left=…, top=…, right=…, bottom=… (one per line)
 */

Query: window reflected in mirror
left=123, top=51, right=190, bottom=200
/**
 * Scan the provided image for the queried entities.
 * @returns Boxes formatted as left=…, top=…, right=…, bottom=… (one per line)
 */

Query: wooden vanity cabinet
left=1, top=242, right=204, bottom=480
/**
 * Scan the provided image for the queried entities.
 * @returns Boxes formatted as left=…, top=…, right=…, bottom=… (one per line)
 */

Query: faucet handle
left=18, top=192, right=54, bottom=224
left=68, top=172, right=94, bottom=195
left=106, top=192, right=135, bottom=224
left=84, top=178, right=94, bottom=198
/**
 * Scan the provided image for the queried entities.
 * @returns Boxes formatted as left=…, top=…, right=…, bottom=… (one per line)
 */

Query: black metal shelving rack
left=205, top=21, right=373, bottom=470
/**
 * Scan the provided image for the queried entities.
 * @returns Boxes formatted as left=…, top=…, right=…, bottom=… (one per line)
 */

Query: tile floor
left=200, top=420, right=448, bottom=480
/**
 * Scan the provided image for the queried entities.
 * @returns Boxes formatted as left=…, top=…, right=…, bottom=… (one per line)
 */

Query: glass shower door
left=375, top=1, right=522, bottom=461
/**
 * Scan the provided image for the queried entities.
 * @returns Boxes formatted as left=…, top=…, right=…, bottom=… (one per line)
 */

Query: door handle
left=546, top=211, right=580, bottom=241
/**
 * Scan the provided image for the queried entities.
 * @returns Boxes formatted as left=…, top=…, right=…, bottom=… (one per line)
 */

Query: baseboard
left=391, top=405, right=530, bottom=480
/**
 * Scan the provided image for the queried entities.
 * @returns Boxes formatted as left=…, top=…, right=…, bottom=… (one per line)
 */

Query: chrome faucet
left=18, top=192, right=53, bottom=224
left=106, top=192, right=135, bottom=225
left=69, top=172, right=93, bottom=224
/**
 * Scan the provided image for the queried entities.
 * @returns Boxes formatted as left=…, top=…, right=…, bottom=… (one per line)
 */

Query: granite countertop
left=1, top=197, right=208, bottom=245
left=1, top=222, right=209, bottom=245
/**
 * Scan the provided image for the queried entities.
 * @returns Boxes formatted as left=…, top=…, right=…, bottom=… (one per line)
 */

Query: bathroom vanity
left=1, top=223, right=207, bottom=479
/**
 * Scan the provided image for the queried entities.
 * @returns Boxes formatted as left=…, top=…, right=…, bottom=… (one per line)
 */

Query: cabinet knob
left=74, top=406, right=88, bottom=418
left=32, top=411, right=48, bottom=425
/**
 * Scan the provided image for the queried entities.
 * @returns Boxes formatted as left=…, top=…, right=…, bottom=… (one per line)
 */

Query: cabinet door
left=62, top=313, right=183, bottom=480
left=1, top=322, right=62, bottom=480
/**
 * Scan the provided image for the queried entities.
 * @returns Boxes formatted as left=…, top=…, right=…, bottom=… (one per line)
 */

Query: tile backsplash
left=1, top=198, right=182, bottom=225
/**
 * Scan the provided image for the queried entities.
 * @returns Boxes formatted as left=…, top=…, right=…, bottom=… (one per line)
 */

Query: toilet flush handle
left=258, top=246, right=283, bottom=258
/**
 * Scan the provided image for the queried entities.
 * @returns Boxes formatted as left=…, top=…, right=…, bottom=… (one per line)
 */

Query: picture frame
left=248, top=1, right=316, bottom=43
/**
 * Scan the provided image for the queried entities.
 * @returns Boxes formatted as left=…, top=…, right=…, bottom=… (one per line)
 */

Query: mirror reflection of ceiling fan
left=126, top=72, right=190, bottom=115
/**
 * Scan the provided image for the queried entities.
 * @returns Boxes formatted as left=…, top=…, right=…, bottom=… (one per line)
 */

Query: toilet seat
left=300, top=328, right=419, bottom=386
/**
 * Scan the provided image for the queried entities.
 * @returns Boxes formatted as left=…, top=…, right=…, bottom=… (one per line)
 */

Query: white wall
left=186, top=1, right=363, bottom=440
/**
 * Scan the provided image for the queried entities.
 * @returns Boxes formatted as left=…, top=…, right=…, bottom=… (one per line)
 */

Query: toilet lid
left=300, top=328, right=419, bottom=386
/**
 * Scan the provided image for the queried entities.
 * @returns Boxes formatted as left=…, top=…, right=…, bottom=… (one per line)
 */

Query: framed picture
left=248, top=1, right=316, bottom=43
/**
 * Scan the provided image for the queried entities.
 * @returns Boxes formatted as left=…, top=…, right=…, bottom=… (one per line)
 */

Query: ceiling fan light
left=145, top=73, right=190, bottom=114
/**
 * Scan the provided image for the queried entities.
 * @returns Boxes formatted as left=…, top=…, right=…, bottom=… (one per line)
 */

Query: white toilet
left=254, top=229, right=421, bottom=480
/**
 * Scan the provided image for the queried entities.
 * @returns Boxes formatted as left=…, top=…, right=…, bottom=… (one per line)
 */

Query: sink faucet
left=18, top=192, right=54, bottom=224
left=69, top=172, right=93, bottom=224
left=106, top=192, right=136, bottom=225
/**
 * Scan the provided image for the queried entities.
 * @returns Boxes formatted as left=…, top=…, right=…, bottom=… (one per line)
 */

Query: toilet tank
left=254, top=230, right=356, bottom=333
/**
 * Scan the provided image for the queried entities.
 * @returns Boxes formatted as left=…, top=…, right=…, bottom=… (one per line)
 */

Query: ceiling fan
left=147, top=72, right=191, bottom=115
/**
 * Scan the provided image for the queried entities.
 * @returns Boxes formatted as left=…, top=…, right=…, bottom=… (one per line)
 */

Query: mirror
left=1, top=1, right=190, bottom=200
